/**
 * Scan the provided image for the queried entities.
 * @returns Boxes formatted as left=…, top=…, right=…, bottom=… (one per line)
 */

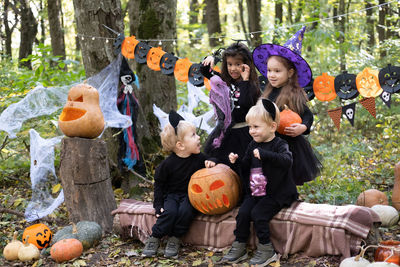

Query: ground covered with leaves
left=2, top=182, right=400, bottom=267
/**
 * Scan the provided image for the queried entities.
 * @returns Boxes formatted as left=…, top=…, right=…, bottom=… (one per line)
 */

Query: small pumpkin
left=356, top=67, right=383, bottom=98
left=22, top=223, right=52, bottom=249
left=371, top=205, right=399, bottom=227
left=188, top=164, right=241, bottom=215
left=58, top=84, right=105, bottom=139
left=3, top=231, right=23, bottom=261
left=277, top=105, right=302, bottom=135
left=188, top=63, right=204, bottom=87
left=334, top=71, right=359, bottom=100
left=374, top=240, right=400, bottom=265
left=367, top=263, right=400, bottom=267
left=391, top=162, right=400, bottom=210
left=134, top=41, right=151, bottom=64
left=18, top=236, right=40, bottom=262
left=174, top=57, right=192, bottom=83
left=121, top=36, right=139, bottom=59
left=50, top=238, right=83, bottom=263
left=52, top=221, right=102, bottom=250
left=340, top=245, right=371, bottom=267
left=160, top=52, right=178, bottom=76
left=356, top=189, right=389, bottom=208
left=313, top=73, right=337, bottom=101
left=147, top=47, right=166, bottom=71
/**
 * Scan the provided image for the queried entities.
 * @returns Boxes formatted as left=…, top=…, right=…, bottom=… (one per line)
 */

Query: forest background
left=0, top=0, right=399, bottom=266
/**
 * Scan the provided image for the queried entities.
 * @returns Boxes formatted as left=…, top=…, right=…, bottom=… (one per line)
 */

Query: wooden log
left=59, top=137, right=116, bottom=232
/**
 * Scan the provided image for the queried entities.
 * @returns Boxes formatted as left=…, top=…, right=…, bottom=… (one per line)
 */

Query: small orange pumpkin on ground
left=374, top=240, right=400, bottom=265
left=277, top=105, right=302, bottom=135
left=356, top=189, right=389, bottom=208
left=50, top=238, right=83, bottom=263
left=23, top=223, right=52, bottom=249
left=188, top=164, right=241, bottom=215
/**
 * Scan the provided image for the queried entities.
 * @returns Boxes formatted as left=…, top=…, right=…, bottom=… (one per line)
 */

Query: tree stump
left=59, top=137, right=116, bottom=232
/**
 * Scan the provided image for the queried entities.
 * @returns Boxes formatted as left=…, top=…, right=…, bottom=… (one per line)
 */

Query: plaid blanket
left=111, top=199, right=380, bottom=258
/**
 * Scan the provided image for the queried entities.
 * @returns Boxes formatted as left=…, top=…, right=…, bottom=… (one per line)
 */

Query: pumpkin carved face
left=313, top=73, right=337, bottom=101
left=23, top=224, right=52, bottom=249
left=58, top=84, right=105, bottom=139
left=334, top=71, right=359, bottom=100
left=147, top=47, right=166, bottom=71
left=174, top=58, right=192, bottom=83
left=121, top=36, right=139, bottom=59
left=160, top=53, right=178, bottom=75
left=134, top=42, right=151, bottom=64
left=188, top=164, right=241, bottom=215
left=188, top=63, right=204, bottom=87
left=356, top=67, right=383, bottom=97
left=379, top=64, right=400, bottom=94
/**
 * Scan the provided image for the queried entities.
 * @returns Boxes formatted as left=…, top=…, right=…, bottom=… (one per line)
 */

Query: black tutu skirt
left=278, top=133, right=322, bottom=186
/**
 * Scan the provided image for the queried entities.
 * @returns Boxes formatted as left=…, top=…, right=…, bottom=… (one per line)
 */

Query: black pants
left=234, top=195, right=281, bottom=244
left=151, top=193, right=196, bottom=238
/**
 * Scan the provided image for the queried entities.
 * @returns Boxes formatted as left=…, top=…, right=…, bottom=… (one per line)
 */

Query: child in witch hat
left=142, top=111, right=217, bottom=258
left=253, top=26, right=322, bottom=186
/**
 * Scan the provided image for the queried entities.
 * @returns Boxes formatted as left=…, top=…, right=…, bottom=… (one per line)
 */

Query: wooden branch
left=0, top=207, right=63, bottom=225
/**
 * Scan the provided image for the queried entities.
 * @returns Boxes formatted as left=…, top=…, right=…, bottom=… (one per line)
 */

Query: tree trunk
left=365, top=2, right=375, bottom=51
left=247, top=0, right=262, bottom=48
left=294, top=0, right=304, bottom=23
left=48, top=0, right=66, bottom=61
left=3, top=0, right=17, bottom=57
left=39, top=0, right=45, bottom=44
left=273, top=0, right=283, bottom=43
left=72, top=0, right=123, bottom=77
left=338, top=0, right=346, bottom=71
left=18, top=0, right=38, bottom=69
left=189, top=0, right=200, bottom=44
left=238, top=0, right=248, bottom=43
left=204, top=0, right=222, bottom=47
left=288, top=0, right=293, bottom=24
left=377, top=0, right=386, bottom=57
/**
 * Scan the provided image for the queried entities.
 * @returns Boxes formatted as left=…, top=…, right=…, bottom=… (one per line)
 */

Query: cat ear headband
left=261, top=99, right=276, bottom=121
left=169, top=110, right=184, bottom=134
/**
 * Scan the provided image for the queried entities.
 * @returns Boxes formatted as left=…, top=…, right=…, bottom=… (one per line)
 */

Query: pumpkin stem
left=12, top=231, right=18, bottom=241
left=72, top=223, right=78, bottom=234
left=23, top=235, right=30, bottom=246
left=283, top=104, right=289, bottom=110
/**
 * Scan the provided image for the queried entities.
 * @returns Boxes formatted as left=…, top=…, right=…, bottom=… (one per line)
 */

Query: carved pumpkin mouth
left=59, top=107, right=87, bottom=121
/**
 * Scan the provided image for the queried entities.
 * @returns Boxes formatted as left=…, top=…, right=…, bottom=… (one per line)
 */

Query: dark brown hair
left=262, top=55, right=308, bottom=114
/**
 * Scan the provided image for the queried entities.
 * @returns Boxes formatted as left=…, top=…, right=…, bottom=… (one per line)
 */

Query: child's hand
left=284, top=123, right=307, bottom=137
left=205, top=160, right=216, bottom=168
left=156, top=208, right=164, bottom=218
left=241, top=64, right=250, bottom=81
left=202, top=56, right=215, bottom=68
left=229, top=153, right=238, bottom=164
left=253, top=149, right=260, bottom=160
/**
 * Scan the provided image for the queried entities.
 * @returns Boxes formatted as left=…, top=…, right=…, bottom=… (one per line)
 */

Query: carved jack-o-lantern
left=356, top=67, right=383, bottom=98
left=188, top=63, right=204, bottom=87
left=58, top=84, right=105, bottom=139
left=334, top=71, right=359, bottom=100
left=147, top=47, right=166, bottom=71
left=188, top=164, right=241, bottom=215
left=160, top=53, right=178, bottom=76
left=134, top=42, right=151, bottom=64
left=174, top=58, right=192, bottom=83
left=121, top=36, right=139, bottom=59
left=313, top=73, right=337, bottom=101
left=379, top=64, right=400, bottom=94
left=23, top=223, right=52, bottom=249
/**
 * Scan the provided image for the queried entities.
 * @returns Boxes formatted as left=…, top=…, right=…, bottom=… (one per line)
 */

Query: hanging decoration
left=379, top=64, right=400, bottom=94
left=342, top=103, right=356, bottom=126
left=327, top=107, right=342, bottom=131
left=356, top=68, right=383, bottom=98
left=121, top=36, right=139, bottom=59
left=313, top=73, right=337, bottom=102
left=147, top=47, right=166, bottom=71
left=188, top=63, right=204, bottom=87
left=160, top=53, right=178, bottom=75
left=303, top=78, right=315, bottom=101
left=359, top=97, right=376, bottom=118
left=334, top=71, right=359, bottom=100
left=134, top=42, right=151, bottom=64
left=174, top=58, right=192, bottom=83
left=380, top=91, right=392, bottom=108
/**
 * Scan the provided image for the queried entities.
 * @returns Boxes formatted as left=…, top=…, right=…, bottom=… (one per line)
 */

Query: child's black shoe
left=221, top=241, right=248, bottom=263
left=142, top=236, right=160, bottom=257
left=249, top=242, right=278, bottom=266
left=164, top=236, right=180, bottom=258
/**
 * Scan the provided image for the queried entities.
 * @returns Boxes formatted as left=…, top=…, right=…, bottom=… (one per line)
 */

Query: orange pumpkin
left=356, top=67, right=383, bottom=97
left=188, top=164, right=241, bottom=215
left=374, top=240, right=400, bottom=265
left=174, top=58, right=192, bottom=83
left=58, top=84, right=105, bottom=139
left=147, top=47, right=166, bottom=71
left=50, top=238, right=83, bottom=263
left=121, top=36, right=139, bottom=59
left=277, top=105, right=302, bottom=135
left=313, top=73, right=337, bottom=101
left=23, top=223, right=52, bottom=249
left=356, top=189, right=389, bottom=207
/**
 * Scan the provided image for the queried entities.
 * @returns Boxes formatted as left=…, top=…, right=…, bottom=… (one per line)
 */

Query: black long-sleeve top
left=239, top=137, right=298, bottom=206
left=268, top=87, right=313, bottom=135
left=153, top=152, right=208, bottom=212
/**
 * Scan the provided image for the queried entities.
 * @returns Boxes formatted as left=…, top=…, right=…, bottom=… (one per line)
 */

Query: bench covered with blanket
left=111, top=199, right=380, bottom=258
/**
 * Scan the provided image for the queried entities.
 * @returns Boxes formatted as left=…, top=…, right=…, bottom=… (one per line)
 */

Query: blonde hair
left=160, top=120, right=196, bottom=152
left=246, top=99, right=280, bottom=126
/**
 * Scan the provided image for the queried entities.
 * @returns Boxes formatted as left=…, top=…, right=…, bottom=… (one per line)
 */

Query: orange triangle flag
left=359, top=97, right=376, bottom=118
left=327, top=107, right=342, bottom=131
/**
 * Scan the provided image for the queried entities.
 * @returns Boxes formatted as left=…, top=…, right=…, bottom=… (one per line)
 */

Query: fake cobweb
left=0, top=54, right=215, bottom=221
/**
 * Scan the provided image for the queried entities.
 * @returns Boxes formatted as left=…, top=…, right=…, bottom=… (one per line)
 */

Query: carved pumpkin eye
left=209, top=180, right=224, bottom=191
left=191, top=184, right=203, bottom=193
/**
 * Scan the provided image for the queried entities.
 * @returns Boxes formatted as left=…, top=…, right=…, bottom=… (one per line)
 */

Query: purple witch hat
left=253, top=26, right=312, bottom=88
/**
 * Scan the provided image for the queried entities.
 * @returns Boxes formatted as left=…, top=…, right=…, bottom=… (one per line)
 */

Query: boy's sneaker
left=142, top=236, right=160, bottom=257
left=221, top=241, right=248, bottom=263
left=249, top=242, right=278, bottom=266
left=164, top=236, right=181, bottom=258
